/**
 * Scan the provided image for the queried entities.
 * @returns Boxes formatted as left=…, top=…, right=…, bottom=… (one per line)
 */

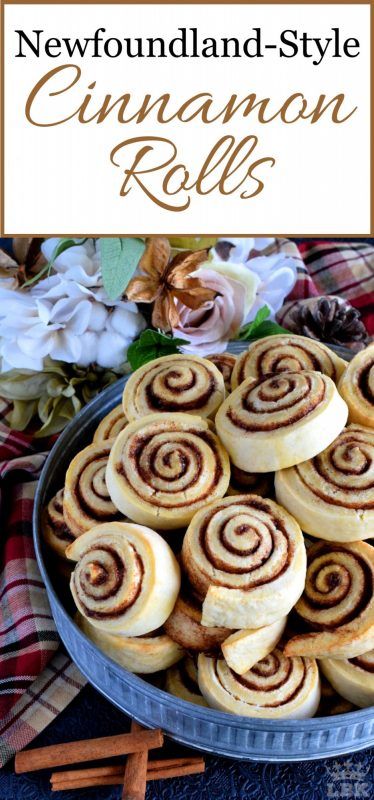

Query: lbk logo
left=325, top=759, right=371, bottom=798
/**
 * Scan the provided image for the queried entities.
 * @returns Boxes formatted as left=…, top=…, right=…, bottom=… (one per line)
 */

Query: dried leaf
left=139, top=237, right=170, bottom=279
left=0, top=250, right=18, bottom=270
left=126, top=275, right=159, bottom=303
left=12, top=238, right=33, bottom=265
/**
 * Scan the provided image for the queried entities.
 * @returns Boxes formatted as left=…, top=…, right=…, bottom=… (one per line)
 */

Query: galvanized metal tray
left=33, top=343, right=374, bottom=761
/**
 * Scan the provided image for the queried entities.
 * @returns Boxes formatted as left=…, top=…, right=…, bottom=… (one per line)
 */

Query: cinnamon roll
left=208, top=353, right=237, bottom=393
left=66, top=521, right=181, bottom=636
left=285, top=541, right=374, bottom=659
left=106, top=413, right=230, bottom=530
left=42, top=489, right=74, bottom=558
left=164, top=593, right=231, bottom=652
left=64, top=440, right=121, bottom=538
left=215, top=372, right=348, bottom=472
left=93, top=405, right=127, bottom=442
left=198, top=649, right=320, bottom=719
left=320, top=649, right=374, bottom=708
left=182, top=495, right=306, bottom=629
left=221, top=617, right=287, bottom=675
left=123, top=354, right=225, bottom=421
left=166, top=657, right=208, bottom=707
left=231, top=334, right=346, bottom=389
left=338, top=344, right=374, bottom=428
left=228, top=465, right=274, bottom=497
left=275, top=425, right=374, bottom=542
left=77, top=614, right=184, bottom=674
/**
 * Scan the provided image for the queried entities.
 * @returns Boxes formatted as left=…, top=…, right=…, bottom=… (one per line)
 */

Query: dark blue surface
left=1, top=684, right=373, bottom=800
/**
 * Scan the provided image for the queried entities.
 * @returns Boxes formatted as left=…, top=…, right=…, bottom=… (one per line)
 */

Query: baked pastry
left=285, top=541, right=374, bottom=659
left=275, top=424, right=374, bottom=542
left=166, top=657, right=208, bottom=707
left=198, top=649, right=320, bottom=719
left=320, top=649, right=374, bottom=708
left=77, top=614, right=184, bottom=674
left=316, top=675, right=355, bottom=716
left=221, top=617, right=287, bottom=675
left=208, top=353, right=237, bottom=393
left=338, top=344, right=374, bottom=428
left=64, top=440, right=121, bottom=538
left=164, top=592, right=231, bottom=652
left=42, top=489, right=74, bottom=558
left=123, top=354, right=225, bottom=421
left=66, top=521, right=181, bottom=636
left=216, top=371, right=348, bottom=472
left=231, top=334, right=346, bottom=389
left=182, top=495, right=306, bottom=629
left=106, top=413, right=230, bottom=530
left=93, top=405, right=127, bottom=442
left=227, top=465, right=273, bottom=497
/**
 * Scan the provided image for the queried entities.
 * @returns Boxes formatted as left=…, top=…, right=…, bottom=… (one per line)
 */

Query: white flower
left=41, top=238, right=102, bottom=288
left=212, top=238, right=297, bottom=322
left=0, top=239, right=146, bottom=372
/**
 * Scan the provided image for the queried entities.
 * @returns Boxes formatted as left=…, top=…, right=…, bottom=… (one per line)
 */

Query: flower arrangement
left=0, top=234, right=365, bottom=435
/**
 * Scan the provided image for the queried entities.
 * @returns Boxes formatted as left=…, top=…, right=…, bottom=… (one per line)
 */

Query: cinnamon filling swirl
left=228, top=374, right=325, bottom=432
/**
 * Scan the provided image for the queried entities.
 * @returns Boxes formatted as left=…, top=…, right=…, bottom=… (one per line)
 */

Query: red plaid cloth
left=276, top=239, right=374, bottom=334
left=0, top=400, right=85, bottom=766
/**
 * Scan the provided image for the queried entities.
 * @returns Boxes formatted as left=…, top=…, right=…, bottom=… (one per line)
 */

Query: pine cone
left=281, top=296, right=369, bottom=349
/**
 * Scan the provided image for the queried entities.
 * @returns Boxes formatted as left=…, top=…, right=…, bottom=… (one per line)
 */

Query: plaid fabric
left=287, top=239, right=374, bottom=334
left=0, top=651, right=85, bottom=767
left=0, top=400, right=85, bottom=766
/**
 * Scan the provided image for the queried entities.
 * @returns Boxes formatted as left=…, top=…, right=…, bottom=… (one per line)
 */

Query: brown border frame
left=0, top=0, right=373, bottom=237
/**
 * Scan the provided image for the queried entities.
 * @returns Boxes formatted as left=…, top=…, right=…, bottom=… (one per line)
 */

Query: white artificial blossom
left=0, top=238, right=146, bottom=372
left=212, top=237, right=298, bottom=321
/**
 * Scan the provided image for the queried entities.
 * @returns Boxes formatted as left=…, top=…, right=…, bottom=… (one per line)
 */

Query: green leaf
left=127, top=329, right=188, bottom=371
left=23, top=238, right=87, bottom=287
left=238, top=305, right=270, bottom=339
left=101, top=237, right=145, bottom=300
left=238, top=305, right=290, bottom=341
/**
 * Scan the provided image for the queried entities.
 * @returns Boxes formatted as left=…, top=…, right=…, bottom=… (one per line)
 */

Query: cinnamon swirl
left=338, top=344, right=374, bottom=428
left=231, top=334, right=346, bottom=389
left=77, top=614, right=184, bottom=674
left=182, top=495, right=306, bottom=629
left=198, top=649, right=320, bottom=719
left=275, top=424, right=374, bottom=542
left=123, top=354, right=225, bottom=421
left=221, top=617, right=287, bottom=675
left=208, top=353, right=237, bottom=393
left=106, top=413, right=230, bottom=530
left=215, top=371, right=348, bottom=472
left=42, top=489, right=74, bottom=558
left=164, top=593, right=231, bottom=652
left=320, top=649, right=374, bottom=708
left=285, top=541, right=374, bottom=659
left=64, top=440, right=121, bottom=538
left=93, top=405, right=127, bottom=442
left=166, top=657, right=208, bottom=707
left=66, top=521, right=181, bottom=636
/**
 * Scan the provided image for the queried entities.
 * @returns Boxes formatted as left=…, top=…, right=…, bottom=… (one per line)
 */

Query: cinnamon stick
left=50, top=758, right=205, bottom=791
left=122, top=721, right=148, bottom=800
left=15, top=729, right=163, bottom=774
left=51, top=757, right=204, bottom=784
